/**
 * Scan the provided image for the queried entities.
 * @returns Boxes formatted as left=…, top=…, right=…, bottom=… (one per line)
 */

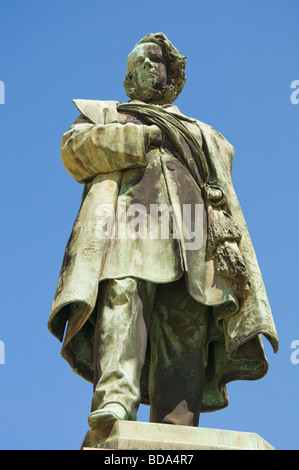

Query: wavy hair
left=123, top=33, right=187, bottom=104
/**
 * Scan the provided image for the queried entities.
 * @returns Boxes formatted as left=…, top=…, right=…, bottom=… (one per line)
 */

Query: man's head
left=123, top=33, right=187, bottom=104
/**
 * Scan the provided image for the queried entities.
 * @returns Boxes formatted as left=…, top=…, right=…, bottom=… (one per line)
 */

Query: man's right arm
left=61, top=115, right=162, bottom=183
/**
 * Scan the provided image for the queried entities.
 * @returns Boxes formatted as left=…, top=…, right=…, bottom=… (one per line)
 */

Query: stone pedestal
left=81, top=420, right=274, bottom=450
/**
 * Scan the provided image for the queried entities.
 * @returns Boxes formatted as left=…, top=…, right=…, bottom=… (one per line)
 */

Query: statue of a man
left=48, top=33, right=278, bottom=429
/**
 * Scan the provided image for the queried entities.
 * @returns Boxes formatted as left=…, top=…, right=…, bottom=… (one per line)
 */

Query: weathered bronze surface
left=48, top=33, right=278, bottom=429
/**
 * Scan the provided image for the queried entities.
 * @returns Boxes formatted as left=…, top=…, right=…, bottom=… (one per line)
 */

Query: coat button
left=166, top=163, right=176, bottom=170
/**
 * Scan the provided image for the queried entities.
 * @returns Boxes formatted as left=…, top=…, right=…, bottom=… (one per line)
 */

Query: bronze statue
left=48, top=33, right=278, bottom=429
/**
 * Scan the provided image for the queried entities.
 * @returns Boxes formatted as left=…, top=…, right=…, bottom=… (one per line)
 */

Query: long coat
left=48, top=99, right=278, bottom=412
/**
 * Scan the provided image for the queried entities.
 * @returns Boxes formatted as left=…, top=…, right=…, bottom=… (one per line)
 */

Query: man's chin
left=132, top=86, right=160, bottom=101
left=127, top=83, right=177, bottom=104
left=139, top=76, right=157, bottom=88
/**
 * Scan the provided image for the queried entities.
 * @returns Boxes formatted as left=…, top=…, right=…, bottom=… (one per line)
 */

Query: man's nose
left=143, top=57, right=152, bottom=68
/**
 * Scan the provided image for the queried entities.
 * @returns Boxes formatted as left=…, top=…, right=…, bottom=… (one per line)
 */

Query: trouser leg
left=91, top=277, right=157, bottom=421
left=149, top=279, right=209, bottom=426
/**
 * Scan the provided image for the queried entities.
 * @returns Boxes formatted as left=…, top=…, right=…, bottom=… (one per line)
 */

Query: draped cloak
left=48, top=99, right=278, bottom=412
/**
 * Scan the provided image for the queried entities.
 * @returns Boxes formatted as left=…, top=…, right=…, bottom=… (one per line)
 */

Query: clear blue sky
left=0, top=0, right=298, bottom=450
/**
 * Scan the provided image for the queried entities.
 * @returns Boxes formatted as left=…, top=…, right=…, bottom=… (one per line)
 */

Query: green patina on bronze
left=48, top=33, right=278, bottom=425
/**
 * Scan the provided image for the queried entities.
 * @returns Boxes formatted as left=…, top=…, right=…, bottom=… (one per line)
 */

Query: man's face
left=127, top=43, right=167, bottom=93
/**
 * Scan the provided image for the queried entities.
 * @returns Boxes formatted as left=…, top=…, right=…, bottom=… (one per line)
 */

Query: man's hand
left=144, top=124, right=163, bottom=149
